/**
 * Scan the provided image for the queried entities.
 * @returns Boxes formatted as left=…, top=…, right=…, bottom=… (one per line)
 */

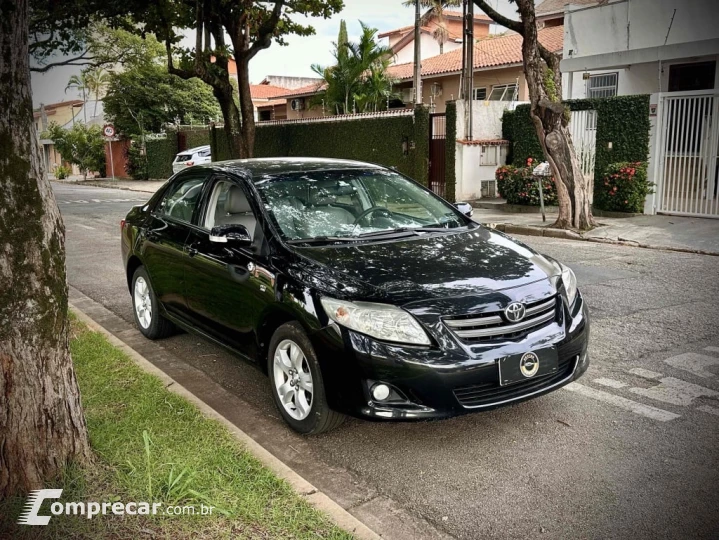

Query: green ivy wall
left=210, top=107, right=431, bottom=185
left=502, top=95, right=651, bottom=204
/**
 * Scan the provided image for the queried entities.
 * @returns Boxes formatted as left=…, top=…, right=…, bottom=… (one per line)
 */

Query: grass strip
left=0, top=317, right=352, bottom=539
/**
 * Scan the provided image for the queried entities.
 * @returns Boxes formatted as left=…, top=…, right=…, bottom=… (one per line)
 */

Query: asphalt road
left=56, top=182, right=719, bottom=540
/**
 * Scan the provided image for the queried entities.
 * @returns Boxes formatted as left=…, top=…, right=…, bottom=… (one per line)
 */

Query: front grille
left=443, top=296, right=558, bottom=343
left=453, top=355, right=577, bottom=408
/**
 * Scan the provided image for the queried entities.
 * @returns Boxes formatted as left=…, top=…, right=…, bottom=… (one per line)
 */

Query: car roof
left=203, top=157, right=385, bottom=181
left=178, top=145, right=211, bottom=155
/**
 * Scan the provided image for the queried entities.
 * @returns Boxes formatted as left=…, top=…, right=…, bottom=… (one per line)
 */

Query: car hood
left=294, top=227, right=561, bottom=305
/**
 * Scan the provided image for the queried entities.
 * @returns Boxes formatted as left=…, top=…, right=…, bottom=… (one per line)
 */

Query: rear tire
left=131, top=266, right=176, bottom=340
left=268, top=322, right=346, bottom=434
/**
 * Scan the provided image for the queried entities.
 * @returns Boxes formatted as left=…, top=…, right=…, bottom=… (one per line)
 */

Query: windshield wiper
left=286, top=236, right=362, bottom=246
left=356, top=226, right=461, bottom=238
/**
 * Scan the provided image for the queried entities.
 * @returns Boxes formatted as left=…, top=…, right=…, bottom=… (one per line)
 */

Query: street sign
left=103, top=124, right=115, bottom=138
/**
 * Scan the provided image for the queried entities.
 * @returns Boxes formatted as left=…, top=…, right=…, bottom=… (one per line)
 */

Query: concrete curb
left=54, top=179, right=159, bottom=194
left=485, top=223, right=719, bottom=256
left=69, top=303, right=382, bottom=540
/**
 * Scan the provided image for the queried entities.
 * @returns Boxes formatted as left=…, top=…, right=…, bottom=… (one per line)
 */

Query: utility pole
left=413, top=0, right=422, bottom=105
left=463, top=0, right=475, bottom=140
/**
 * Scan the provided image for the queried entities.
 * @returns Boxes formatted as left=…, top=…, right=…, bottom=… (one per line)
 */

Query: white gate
left=655, top=90, right=719, bottom=218
left=569, top=109, right=597, bottom=181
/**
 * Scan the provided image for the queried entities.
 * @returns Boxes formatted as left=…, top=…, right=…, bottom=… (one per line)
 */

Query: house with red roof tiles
left=380, top=10, right=492, bottom=65
left=388, top=25, right=564, bottom=113
left=271, top=25, right=564, bottom=120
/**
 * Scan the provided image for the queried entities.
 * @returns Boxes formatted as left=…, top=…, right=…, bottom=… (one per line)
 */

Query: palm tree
left=65, top=72, right=89, bottom=123
left=312, top=22, right=396, bottom=115
left=402, top=0, right=462, bottom=54
left=84, top=69, right=110, bottom=118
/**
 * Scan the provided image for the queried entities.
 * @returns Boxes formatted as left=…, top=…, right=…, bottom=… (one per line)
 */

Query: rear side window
left=157, top=176, right=205, bottom=223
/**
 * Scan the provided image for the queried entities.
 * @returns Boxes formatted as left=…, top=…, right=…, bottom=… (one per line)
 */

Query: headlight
left=320, top=297, right=431, bottom=346
left=560, top=264, right=578, bottom=307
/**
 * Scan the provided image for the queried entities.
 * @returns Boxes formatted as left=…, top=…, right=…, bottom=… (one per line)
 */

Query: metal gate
left=569, top=109, right=597, bottom=181
left=655, top=90, right=719, bottom=218
left=429, top=113, right=446, bottom=198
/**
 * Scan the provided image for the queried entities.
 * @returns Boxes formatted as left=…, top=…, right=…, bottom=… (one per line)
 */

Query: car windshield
left=254, top=168, right=468, bottom=242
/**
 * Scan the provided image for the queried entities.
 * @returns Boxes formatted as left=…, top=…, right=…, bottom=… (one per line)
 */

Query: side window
left=204, top=180, right=257, bottom=237
left=157, top=175, right=206, bottom=223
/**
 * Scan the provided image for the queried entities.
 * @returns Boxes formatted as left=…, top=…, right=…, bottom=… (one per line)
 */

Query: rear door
left=183, top=175, right=275, bottom=358
left=140, top=170, right=210, bottom=317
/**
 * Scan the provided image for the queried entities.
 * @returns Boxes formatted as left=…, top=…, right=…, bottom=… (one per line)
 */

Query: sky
left=31, top=0, right=518, bottom=107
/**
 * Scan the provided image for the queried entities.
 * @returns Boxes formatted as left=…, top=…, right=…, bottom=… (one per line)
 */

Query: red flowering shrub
left=495, top=162, right=557, bottom=206
left=594, top=161, right=652, bottom=213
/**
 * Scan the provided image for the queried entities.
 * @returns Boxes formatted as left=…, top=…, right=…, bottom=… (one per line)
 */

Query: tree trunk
left=213, top=84, right=242, bottom=159
left=473, top=0, right=595, bottom=230
left=515, top=0, right=594, bottom=230
left=236, top=57, right=254, bottom=158
left=0, top=0, right=91, bottom=498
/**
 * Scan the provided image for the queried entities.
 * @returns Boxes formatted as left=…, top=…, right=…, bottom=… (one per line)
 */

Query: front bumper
left=310, top=291, right=590, bottom=421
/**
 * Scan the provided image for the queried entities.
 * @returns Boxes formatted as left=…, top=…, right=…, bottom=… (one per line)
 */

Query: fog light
left=371, top=383, right=391, bottom=401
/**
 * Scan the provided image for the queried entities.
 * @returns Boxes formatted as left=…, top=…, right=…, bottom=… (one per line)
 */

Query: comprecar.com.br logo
left=18, top=489, right=214, bottom=525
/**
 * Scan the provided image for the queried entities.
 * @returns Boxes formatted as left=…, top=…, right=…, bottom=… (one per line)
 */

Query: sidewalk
left=477, top=208, right=719, bottom=255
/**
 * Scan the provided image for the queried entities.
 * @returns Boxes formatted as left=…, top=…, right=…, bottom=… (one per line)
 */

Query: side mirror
left=209, top=224, right=252, bottom=245
left=455, top=201, right=474, bottom=218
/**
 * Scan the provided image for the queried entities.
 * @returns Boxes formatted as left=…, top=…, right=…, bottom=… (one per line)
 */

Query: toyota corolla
left=121, top=158, right=589, bottom=434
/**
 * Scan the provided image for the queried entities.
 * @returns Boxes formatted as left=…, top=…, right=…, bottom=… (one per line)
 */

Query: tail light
left=185, top=161, right=194, bottom=167
left=120, top=219, right=126, bottom=232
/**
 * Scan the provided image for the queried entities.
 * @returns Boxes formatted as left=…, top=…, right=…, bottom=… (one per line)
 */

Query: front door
left=184, top=176, right=275, bottom=358
left=142, top=171, right=207, bottom=316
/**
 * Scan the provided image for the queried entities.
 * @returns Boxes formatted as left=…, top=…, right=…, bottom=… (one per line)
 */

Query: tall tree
left=403, top=0, right=461, bottom=54
left=0, top=0, right=91, bottom=497
left=337, top=19, right=348, bottom=63
left=473, top=0, right=595, bottom=230
left=103, top=63, right=221, bottom=138
left=220, top=0, right=343, bottom=158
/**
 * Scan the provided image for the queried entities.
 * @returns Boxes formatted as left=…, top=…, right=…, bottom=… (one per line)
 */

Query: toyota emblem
left=504, top=302, right=525, bottom=323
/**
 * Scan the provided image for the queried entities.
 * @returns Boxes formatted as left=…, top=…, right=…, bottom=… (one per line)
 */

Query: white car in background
left=172, top=145, right=211, bottom=174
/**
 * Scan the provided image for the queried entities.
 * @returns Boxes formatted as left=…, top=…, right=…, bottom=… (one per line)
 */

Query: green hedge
left=445, top=101, right=457, bottom=202
left=595, top=161, right=652, bottom=212
left=145, top=131, right=178, bottom=179
left=210, top=107, right=431, bottom=185
left=502, top=106, right=544, bottom=166
left=182, top=129, right=210, bottom=150
left=496, top=163, right=558, bottom=206
left=502, top=95, right=651, bottom=203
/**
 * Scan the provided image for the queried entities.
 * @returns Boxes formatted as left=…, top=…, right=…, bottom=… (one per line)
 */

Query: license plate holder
left=498, top=348, right=559, bottom=386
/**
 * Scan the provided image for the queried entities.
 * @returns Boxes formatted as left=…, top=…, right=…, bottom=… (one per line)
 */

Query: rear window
left=175, top=154, right=193, bottom=162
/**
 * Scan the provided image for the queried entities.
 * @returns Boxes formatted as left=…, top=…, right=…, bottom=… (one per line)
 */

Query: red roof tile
left=276, top=81, right=328, bottom=99
left=250, top=84, right=292, bottom=99
left=387, top=25, right=564, bottom=80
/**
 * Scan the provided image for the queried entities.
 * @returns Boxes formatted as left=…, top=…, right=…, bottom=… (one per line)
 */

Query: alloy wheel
left=273, top=339, right=314, bottom=420
left=134, top=276, right=152, bottom=329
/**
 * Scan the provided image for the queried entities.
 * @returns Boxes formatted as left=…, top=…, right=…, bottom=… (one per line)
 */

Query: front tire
left=131, top=266, right=175, bottom=339
left=268, top=322, right=345, bottom=434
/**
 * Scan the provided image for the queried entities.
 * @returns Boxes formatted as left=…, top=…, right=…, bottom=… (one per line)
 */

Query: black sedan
left=121, top=158, right=589, bottom=434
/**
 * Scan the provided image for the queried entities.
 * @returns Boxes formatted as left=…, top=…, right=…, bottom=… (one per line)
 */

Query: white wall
left=564, top=0, right=719, bottom=58
left=454, top=100, right=517, bottom=200
left=392, top=34, right=461, bottom=65
left=455, top=100, right=523, bottom=140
